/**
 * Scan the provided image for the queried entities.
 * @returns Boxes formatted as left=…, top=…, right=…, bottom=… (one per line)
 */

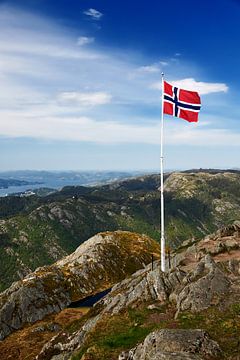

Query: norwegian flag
left=163, top=81, right=201, bottom=122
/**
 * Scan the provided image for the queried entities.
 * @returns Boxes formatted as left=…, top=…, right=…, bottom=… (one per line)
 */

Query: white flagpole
left=160, top=72, right=165, bottom=272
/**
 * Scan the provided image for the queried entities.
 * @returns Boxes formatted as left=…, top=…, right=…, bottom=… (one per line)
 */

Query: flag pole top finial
left=161, top=72, right=164, bottom=77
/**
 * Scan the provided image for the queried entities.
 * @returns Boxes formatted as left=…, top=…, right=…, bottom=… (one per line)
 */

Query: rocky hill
left=33, top=222, right=240, bottom=360
left=0, top=170, right=239, bottom=291
left=0, top=223, right=240, bottom=359
left=0, top=231, right=159, bottom=341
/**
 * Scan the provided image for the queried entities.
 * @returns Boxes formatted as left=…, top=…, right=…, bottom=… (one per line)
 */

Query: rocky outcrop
left=2, top=223, right=240, bottom=360
left=119, top=329, right=222, bottom=360
left=172, top=255, right=231, bottom=315
left=0, top=267, right=69, bottom=341
left=37, top=252, right=239, bottom=360
left=96, top=254, right=231, bottom=317
left=0, top=231, right=159, bottom=340
left=172, top=221, right=240, bottom=271
left=164, top=171, right=240, bottom=200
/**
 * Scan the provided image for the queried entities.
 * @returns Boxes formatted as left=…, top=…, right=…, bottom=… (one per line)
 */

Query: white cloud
left=0, top=9, right=99, bottom=61
left=151, top=78, right=228, bottom=95
left=160, top=61, right=168, bottom=66
left=138, top=65, right=160, bottom=73
left=137, top=61, right=168, bottom=74
left=77, top=36, right=95, bottom=46
left=57, top=92, right=112, bottom=106
left=0, top=5, right=236, bottom=150
left=0, top=6, right=163, bottom=113
left=171, top=78, right=229, bottom=95
left=0, top=35, right=99, bottom=60
left=0, top=109, right=240, bottom=147
left=0, top=110, right=159, bottom=144
left=83, top=8, right=103, bottom=20
left=165, top=125, right=240, bottom=147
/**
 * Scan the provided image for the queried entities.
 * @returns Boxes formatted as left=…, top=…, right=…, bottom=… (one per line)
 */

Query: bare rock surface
left=2, top=223, right=240, bottom=360
left=37, top=253, right=237, bottom=360
left=0, top=231, right=159, bottom=340
left=119, top=329, right=221, bottom=360
left=98, top=254, right=231, bottom=317
left=172, top=255, right=231, bottom=315
left=172, top=221, right=240, bottom=270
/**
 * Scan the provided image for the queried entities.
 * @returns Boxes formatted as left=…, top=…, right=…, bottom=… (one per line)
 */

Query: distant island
left=0, top=178, right=42, bottom=190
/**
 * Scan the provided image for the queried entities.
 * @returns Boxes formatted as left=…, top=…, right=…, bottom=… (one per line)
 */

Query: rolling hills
left=0, top=170, right=239, bottom=291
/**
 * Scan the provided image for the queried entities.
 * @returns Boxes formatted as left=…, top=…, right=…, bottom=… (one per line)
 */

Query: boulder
left=119, top=329, right=222, bottom=360
left=172, top=255, right=230, bottom=315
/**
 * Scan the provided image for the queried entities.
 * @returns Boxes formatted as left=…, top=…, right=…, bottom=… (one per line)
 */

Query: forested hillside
left=0, top=170, right=239, bottom=291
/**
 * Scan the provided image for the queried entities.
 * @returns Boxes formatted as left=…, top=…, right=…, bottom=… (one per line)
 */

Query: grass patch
left=70, top=304, right=175, bottom=360
left=70, top=308, right=156, bottom=360
left=178, top=305, right=240, bottom=358
left=100, top=326, right=150, bottom=350
left=70, top=300, right=240, bottom=360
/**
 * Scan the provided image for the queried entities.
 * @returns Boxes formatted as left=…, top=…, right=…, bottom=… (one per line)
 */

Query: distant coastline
left=0, top=170, right=148, bottom=197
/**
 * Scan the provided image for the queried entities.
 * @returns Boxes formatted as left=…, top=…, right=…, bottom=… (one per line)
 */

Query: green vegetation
left=0, top=196, right=39, bottom=218
left=116, top=215, right=160, bottom=242
left=70, top=307, right=159, bottom=360
left=178, top=305, right=240, bottom=358
left=0, top=171, right=239, bottom=291
left=69, top=300, right=240, bottom=360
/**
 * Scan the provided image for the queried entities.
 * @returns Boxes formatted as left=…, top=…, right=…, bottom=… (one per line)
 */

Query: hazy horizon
left=0, top=167, right=239, bottom=173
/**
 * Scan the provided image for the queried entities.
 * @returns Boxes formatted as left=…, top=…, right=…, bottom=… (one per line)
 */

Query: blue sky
left=0, top=0, right=239, bottom=171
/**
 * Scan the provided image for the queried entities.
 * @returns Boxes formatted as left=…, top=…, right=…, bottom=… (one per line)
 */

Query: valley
left=0, top=170, right=240, bottom=291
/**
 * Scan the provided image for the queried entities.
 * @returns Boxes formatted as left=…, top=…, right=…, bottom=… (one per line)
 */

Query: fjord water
left=0, top=171, right=148, bottom=197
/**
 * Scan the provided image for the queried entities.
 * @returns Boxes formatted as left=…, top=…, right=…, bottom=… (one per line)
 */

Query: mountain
left=36, top=222, right=240, bottom=360
left=0, top=170, right=239, bottom=291
left=0, top=223, right=240, bottom=360
left=0, top=231, right=159, bottom=340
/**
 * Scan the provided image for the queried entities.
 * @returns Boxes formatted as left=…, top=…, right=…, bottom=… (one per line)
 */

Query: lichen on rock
left=119, top=329, right=222, bottom=360
left=0, top=231, right=159, bottom=341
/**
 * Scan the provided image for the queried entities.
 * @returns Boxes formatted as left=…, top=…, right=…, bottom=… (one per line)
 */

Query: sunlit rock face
left=0, top=231, right=159, bottom=340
